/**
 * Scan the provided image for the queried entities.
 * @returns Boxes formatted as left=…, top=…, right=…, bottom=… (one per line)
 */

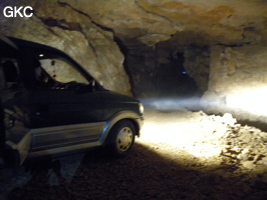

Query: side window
left=33, top=56, right=89, bottom=90
left=40, top=58, right=88, bottom=84
left=0, top=59, right=19, bottom=90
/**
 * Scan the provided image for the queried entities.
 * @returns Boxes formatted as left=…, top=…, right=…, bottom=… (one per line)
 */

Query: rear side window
left=39, top=58, right=88, bottom=84
left=0, top=41, right=20, bottom=90
left=31, top=50, right=89, bottom=89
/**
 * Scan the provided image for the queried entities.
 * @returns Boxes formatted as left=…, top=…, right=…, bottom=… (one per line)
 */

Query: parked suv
left=0, top=35, right=144, bottom=167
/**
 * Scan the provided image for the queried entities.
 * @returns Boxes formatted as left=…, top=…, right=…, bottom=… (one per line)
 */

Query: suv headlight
left=139, top=103, right=144, bottom=114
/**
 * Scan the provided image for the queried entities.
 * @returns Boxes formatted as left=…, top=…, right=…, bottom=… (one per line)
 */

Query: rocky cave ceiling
left=63, top=0, right=267, bottom=48
left=2, top=0, right=267, bottom=51
left=1, top=0, right=267, bottom=125
left=31, top=0, right=267, bottom=49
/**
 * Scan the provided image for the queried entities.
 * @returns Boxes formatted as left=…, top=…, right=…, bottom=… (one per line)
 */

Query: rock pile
left=143, top=108, right=267, bottom=177
left=221, top=122, right=267, bottom=177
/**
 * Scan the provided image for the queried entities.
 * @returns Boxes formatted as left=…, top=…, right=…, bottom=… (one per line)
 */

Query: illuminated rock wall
left=61, top=0, right=267, bottom=47
left=201, top=45, right=267, bottom=124
left=0, top=0, right=131, bottom=95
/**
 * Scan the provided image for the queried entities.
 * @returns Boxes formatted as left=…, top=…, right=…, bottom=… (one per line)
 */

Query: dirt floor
left=1, top=108, right=267, bottom=200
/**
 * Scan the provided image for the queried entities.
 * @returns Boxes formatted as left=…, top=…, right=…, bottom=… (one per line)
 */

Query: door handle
left=36, top=104, right=49, bottom=114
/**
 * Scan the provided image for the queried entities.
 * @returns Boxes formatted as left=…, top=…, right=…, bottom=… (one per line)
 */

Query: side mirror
left=87, top=79, right=96, bottom=92
left=92, top=79, right=95, bottom=87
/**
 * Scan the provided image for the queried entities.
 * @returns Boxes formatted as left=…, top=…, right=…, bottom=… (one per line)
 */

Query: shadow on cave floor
left=3, top=143, right=267, bottom=200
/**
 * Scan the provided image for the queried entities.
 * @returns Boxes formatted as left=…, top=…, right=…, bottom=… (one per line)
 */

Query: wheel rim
left=116, top=127, right=133, bottom=152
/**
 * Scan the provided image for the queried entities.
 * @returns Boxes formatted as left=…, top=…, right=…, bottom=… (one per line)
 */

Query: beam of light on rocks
left=137, top=100, right=237, bottom=160
left=226, top=86, right=267, bottom=116
left=140, top=97, right=202, bottom=111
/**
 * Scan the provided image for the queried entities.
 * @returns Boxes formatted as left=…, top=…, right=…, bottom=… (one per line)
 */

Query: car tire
left=107, top=120, right=136, bottom=157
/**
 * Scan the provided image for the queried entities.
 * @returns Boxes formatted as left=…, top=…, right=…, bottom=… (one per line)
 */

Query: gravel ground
left=1, top=109, right=267, bottom=200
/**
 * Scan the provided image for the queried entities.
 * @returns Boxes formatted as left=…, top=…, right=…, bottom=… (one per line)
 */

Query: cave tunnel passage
left=153, top=52, right=197, bottom=98
left=120, top=43, right=200, bottom=111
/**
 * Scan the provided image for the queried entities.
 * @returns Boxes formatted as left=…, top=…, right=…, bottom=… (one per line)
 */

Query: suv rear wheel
left=107, top=120, right=136, bottom=157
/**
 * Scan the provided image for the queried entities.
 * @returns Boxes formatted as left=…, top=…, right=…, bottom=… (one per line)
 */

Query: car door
left=23, top=51, right=105, bottom=153
left=0, top=37, right=31, bottom=165
left=28, top=88, right=104, bottom=152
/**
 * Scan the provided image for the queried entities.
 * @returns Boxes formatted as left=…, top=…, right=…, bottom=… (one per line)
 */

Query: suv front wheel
left=107, top=120, right=136, bottom=157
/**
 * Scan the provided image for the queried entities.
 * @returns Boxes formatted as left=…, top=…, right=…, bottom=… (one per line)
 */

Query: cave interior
left=1, top=0, right=267, bottom=125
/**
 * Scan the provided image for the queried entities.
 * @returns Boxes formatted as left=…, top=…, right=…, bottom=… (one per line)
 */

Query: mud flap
left=5, top=132, right=31, bottom=165
left=3, top=109, right=31, bottom=166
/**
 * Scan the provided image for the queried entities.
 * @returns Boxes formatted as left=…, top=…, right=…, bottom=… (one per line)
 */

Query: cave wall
left=124, top=45, right=197, bottom=98
left=1, top=0, right=267, bottom=125
left=183, top=46, right=210, bottom=93
left=60, top=0, right=267, bottom=47
left=124, top=45, right=160, bottom=98
left=201, top=45, right=267, bottom=124
left=0, top=0, right=131, bottom=95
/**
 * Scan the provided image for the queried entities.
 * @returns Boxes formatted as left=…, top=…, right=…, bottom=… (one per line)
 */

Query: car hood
left=102, top=91, right=140, bottom=103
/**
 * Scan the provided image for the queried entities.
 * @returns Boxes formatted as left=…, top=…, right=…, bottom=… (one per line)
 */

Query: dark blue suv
left=0, top=35, right=144, bottom=167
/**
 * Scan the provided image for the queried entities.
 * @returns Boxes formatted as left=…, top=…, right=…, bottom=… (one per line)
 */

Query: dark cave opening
left=118, top=41, right=199, bottom=100
left=153, top=52, right=198, bottom=98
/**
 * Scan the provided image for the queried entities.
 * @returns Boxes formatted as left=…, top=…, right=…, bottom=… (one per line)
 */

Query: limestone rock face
left=0, top=0, right=131, bottom=95
left=201, top=45, right=267, bottom=125
left=61, top=0, right=267, bottom=47
left=183, top=46, right=210, bottom=93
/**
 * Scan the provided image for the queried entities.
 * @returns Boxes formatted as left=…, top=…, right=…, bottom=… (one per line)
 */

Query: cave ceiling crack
left=134, top=0, right=173, bottom=24
left=33, top=2, right=104, bottom=70
left=57, top=1, right=115, bottom=34
left=34, top=11, right=98, bottom=60
left=134, top=0, right=178, bottom=33
left=33, top=13, right=61, bottom=37
left=56, top=1, right=120, bottom=62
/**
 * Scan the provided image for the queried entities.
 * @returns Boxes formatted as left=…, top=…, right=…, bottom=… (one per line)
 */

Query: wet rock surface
left=1, top=109, right=267, bottom=200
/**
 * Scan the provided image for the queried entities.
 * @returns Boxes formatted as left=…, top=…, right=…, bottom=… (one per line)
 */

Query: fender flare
left=100, top=110, right=143, bottom=144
